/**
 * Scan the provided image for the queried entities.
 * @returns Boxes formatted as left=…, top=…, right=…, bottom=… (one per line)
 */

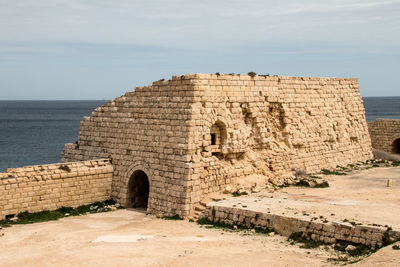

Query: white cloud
left=0, top=0, right=399, bottom=51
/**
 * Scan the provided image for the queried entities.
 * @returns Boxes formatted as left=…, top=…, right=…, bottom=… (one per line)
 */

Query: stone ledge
left=204, top=202, right=400, bottom=248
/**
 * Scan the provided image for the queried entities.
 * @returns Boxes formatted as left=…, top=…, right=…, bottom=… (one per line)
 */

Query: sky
left=0, top=0, right=399, bottom=100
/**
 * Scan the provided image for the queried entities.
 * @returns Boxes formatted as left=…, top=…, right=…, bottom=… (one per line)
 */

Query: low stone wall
left=368, top=119, right=400, bottom=153
left=0, top=159, right=113, bottom=220
left=204, top=203, right=400, bottom=248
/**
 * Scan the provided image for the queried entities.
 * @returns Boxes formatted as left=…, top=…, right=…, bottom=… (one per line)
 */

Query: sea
left=0, top=97, right=399, bottom=172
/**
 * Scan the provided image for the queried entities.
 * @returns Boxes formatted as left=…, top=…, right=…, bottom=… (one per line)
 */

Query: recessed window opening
left=211, top=133, right=216, bottom=145
left=209, top=121, right=227, bottom=154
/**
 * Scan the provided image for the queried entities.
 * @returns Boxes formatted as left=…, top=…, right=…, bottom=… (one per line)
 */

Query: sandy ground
left=215, top=167, right=400, bottom=230
left=281, top=166, right=400, bottom=228
left=0, top=209, right=342, bottom=267
left=0, top=167, right=399, bottom=266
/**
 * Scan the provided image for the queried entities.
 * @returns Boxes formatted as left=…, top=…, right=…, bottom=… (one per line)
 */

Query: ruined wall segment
left=62, top=77, right=196, bottom=217
left=0, top=159, right=112, bottom=220
left=368, top=119, right=400, bottom=153
left=186, top=74, right=372, bottom=204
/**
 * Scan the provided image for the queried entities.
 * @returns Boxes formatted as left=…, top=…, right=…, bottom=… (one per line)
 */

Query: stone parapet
left=0, top=159, right=113, bottom=220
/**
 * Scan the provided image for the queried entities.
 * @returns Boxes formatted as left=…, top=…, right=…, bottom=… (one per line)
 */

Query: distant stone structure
left=368, top=119, right=400, bottom=154
left=60, top=73, right=372, bottom=218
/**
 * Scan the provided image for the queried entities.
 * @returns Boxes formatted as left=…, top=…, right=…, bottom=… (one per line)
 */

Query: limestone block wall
left=62, top=78, right=195, bottom=217
left=187, top=74, right=372, bottom=203
left=62, top=74, right=372, bottom=217
left=204, top=203, right=400, bottom=248
left=368, top=119, right=400, bottom=153
left=0, top=159, right=112, bottom=220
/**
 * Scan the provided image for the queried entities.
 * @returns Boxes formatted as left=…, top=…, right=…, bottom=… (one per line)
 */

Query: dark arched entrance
left=128, top=170, right=149, bottom=208
left=392, top=138, right=400, bottom=154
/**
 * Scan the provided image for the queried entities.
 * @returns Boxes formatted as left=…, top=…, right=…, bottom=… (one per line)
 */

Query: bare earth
left=220, top=166, right=400, bottom=230
left=0, top=167, right=400, bottom=267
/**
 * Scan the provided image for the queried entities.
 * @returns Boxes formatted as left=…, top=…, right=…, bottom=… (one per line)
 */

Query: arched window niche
left=209, top=120, right=227, bottom=156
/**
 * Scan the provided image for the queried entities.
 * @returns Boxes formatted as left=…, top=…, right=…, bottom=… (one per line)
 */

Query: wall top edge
left=1, top=159, right=111, bottom=175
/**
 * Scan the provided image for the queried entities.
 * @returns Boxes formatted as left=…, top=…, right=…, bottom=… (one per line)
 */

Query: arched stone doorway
left=392, top=138, right=400, bottom=154
left=128, top=170, right=150, bottom=208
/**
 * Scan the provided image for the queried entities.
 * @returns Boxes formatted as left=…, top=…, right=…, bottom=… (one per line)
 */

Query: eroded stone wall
left=368, top=119, right=400, bottom=153
left=187, top=74, right=372, bottom=205
left=0, top=159, right=112, bottom=220
left=62, top=74, right=372, bottom=217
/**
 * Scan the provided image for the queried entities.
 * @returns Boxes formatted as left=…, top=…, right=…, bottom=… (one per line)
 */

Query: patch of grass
left=288, top=232, right=324, bottom=249
left=392, top=245, right=400, bottom=250
left=0, top=199, right=120, bottom=227
left=197, top=217, right=213, bottom=225
left=334, top=241, right=374, bottom=257
left=162, top=215, right=183, bottom=220
left=197, top=218, right=273, bottom=234
left=321, top=169, right=347, bottom=175
left=294, top=180, right=311, bottom=187
left=232, top=192, right=248, bottom=197
left=382, top=227, right=397, bottom=246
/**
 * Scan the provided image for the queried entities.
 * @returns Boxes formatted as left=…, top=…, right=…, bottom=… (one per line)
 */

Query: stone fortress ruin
left=1, top=73, right=374, bottom=220
left=59, top=73, right=372, bottom=218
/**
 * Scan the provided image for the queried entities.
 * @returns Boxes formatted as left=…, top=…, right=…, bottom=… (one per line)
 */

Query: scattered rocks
left=223, top=185, right=233, bottom=194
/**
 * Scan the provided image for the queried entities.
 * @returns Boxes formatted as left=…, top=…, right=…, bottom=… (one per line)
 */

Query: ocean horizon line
left=1, top=96, right=400, bottom=101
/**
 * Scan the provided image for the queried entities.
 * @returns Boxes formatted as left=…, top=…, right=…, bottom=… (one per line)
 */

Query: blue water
left=0, top=101, right=107, bottom=172
left=363, top=97, right=400, bottom=122
left=0, top=97, right=399, bottom=172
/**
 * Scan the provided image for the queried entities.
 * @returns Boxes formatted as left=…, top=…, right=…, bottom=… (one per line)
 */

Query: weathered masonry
left=0, top=160, right=112, bottom=220
left=368, top=119, right=400, bottom=154
left=61, top=74, right=372, bottom=218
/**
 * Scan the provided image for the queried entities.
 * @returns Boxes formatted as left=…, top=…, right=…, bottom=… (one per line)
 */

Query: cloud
left=0, top=0, right=399, bottom=99
left=0, top=0, right=399, bottom=49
